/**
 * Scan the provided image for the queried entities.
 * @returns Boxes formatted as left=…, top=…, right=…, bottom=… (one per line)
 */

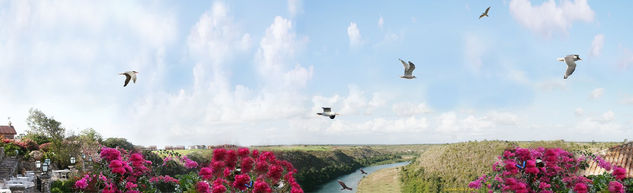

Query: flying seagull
left=399, top=59, right=416, bottom=79
left=557, top=55, right=581, bottom=79
left=360, top=168, right=367, bottom=175
left=479, top=6, right=490, bottom=19
left=337, top=180, right=352, bottom=191
left=317, top=107, right=339, bottom=119
left=119, top=71, right=138, bottom=87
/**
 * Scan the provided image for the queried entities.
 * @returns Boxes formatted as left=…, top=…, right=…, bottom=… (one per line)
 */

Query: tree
left=26, top=108, right=65, bottom=142
left=102, top=137, right=134, bottom=150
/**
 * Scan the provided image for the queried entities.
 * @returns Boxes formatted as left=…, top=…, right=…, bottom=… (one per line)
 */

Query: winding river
left=308, top=161, right=410, bottom=193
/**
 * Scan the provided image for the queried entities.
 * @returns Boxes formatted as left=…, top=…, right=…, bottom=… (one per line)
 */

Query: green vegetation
left=400, top=140, right=621, bottom=193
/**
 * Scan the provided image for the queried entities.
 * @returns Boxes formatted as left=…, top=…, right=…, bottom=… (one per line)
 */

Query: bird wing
left=484, top=7, right=490, bottom=15
left=123, top=73, right=131, bottom=87
left=565, top=64, right=576, bottom=78
left=132, top=73, right=137, bottom=83
left=399, top=59, right=410, bottom=72
left=322, top=107, right=331, bottom=113
left=406, top=61, right=416, bottom=75
left=338, top=181, right=347, bottom=188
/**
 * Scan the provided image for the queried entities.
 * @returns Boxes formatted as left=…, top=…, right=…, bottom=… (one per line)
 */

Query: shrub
left=470, top=146, right=630, bottom=192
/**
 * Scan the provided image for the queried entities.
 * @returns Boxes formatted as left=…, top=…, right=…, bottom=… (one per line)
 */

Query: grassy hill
left=399, top=140, right=620, bottom=193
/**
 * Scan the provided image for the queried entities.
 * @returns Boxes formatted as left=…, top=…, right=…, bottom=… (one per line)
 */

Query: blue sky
left=0, top=0, right=632, bottom=146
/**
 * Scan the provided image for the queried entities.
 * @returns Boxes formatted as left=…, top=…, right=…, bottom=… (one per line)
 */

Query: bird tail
left=347, top=187, right=353, bottom=190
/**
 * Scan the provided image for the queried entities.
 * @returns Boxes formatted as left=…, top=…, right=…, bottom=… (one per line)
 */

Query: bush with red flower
left=73, top=147, right=303, bottom=193
left=469, top=146, right=633, bottom=192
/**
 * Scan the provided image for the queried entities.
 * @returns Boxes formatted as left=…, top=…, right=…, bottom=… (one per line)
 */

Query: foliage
left=23, top=132, right=51, bottom=145
left=74, top=147, right=303, bottom=193
left=400, top=140, right=622, bottom=193
left=102, top=137, right=135, bottom=150
left=469, top=146, right=630, bottom=192
left=51, top=179, right=75, bottom=193
left=26, top=108, right=65, bottom=141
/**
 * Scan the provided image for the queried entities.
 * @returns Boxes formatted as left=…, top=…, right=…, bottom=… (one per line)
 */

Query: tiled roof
left=583, top=143, right=633, bottom=177
left=0, top=125, right=17, bottom=135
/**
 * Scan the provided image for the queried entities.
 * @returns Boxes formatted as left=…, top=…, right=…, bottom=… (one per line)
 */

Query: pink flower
left=199, top=167, right=213, bottom=180
left=574, top=183, right=588, bottom=193
left=596, top=156, right=612, bottom=171
left=256, top=160, right=269, bottom=173
left=182, top=156, right=198, bottom=169
left=267, top=164, right=283, bottom=181
left=241, top=157, right=254, bottom=174
left=525, top=160, right=539, bottom=175
left=539, top=182, right=551, bottom=189
left=212, top=180, right=227, bottom=193
left=253, top=178, right=272, bottom=193
left=223, top=168, right=231, bottom=178
left=125, top=182, right=138, bottom=190
left=74, top=178, right=88, bottom=189
left=290, top=182, right=304, bottom=193
left=252, top=149, right=259, bottom=158
left=613, top=167, right=627, bottom=180
left=468, top=180, right=482, bottom=189
left=213, top=148, right=227, bottom=162
left=515, top=148, right=532, bottom=161
left=109, top=160, right=126, bottom=175
left=196, top=181, right=211, bottom=193
left=503, top=160, right=518, bottom=175
left=100, top=147, right=121, bottom=161
left=233, top=174, right=251, bottom=191
left=211, top=161, right=225, bottom=176
left=238, top=148, right=250, bottom=157
left=609, top=181, right=625, bottom=193
left=225, top=150, right=238, bottom=169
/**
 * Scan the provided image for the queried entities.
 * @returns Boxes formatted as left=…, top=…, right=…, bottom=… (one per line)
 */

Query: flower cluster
left=72, top=147, right=303, bottom=193
left=470, top=146, right=629, bottom=193
left=196, top=147, right=303, bottom=193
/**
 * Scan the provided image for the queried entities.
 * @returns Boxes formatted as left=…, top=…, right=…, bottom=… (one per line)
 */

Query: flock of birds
left=114, top=5, right=584, bottom=192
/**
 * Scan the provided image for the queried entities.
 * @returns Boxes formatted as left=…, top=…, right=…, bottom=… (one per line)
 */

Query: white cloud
left=130, top=3, right=313, bottom=146
left=575, top=110, right=623, bottom=135
left=590, top=34, right=604, bottom=56
left=392, top=102, right=432, bottom=117
left=0, top=1, right=178, bottom=138
left=575, top=107, right=584, bottom=116
left=347, top=22, right=362, bottom=47
left=464, top=34, right=486, bottom=73
left=287, top=0, right=302, bottom=17
left=590, top=88, right=604, bottom=99
left=537, top=79, right=567, bottom=91
left=509, top=0, right=594, bottom=36
left=378, top=16, right=384, bottom=29
left=619, top=47, right=633, bottom=70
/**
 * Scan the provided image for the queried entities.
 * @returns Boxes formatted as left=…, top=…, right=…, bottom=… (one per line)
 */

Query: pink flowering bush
left=73, top=147, right=303, bottom=193
left=470, top=146, right=633, bottom=192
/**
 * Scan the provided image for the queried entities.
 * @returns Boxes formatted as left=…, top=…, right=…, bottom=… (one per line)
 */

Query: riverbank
left=357, top=167, right=402, bottom=193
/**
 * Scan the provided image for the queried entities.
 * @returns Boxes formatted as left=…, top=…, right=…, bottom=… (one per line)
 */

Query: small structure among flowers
left=584, top=142, right=633, bottom=178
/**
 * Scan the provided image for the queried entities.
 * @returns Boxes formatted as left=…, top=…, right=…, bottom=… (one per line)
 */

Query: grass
left=357, top=167, right=403, bottom=193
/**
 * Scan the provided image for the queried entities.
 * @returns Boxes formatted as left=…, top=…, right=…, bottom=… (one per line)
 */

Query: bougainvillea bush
left=74, top=147, right=304, bottom=193
left=469, top=146, right=633, bottom=193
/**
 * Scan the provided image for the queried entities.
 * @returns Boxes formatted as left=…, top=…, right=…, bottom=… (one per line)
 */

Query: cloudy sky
left=1, top=0, right=632, bottom=146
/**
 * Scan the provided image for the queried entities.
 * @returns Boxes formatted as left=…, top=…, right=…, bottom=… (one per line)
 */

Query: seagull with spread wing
left=119, top=71, right=138, bottom=87
left=479, top=6, right=490, bottom=19
left=317, top=107, right=339, bottom=119
left=399, top=59, right=416, bottom=79
left=557, top=55, right=581, bottom=79
left=337, top=180, right=352, bottom=191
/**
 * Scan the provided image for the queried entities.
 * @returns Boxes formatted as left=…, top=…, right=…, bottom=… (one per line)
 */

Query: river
left=308, top=161, right=410, bottom=193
